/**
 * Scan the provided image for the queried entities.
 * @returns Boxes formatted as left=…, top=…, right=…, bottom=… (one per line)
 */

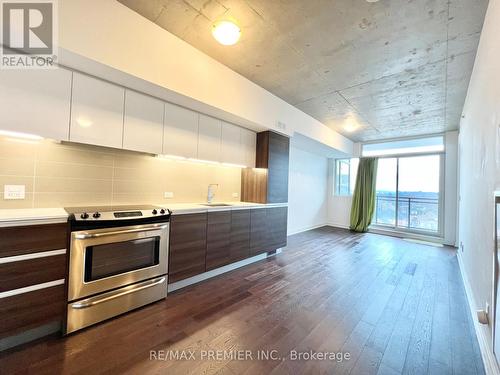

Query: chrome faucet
left=207, top=184, right=219, bottom=203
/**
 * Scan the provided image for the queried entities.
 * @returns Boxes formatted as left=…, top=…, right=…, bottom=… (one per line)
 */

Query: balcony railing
left=374, top=195, right=439, bottom=232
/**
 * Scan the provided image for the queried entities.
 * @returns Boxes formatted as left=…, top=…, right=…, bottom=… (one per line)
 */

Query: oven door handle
left=71, top=276, right=166, bottom=309
left=74, top=224, right=169, bottom=239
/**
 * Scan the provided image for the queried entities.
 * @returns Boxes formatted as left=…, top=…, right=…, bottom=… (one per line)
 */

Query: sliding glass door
left=398, top=155, right=441, bottom=232
left=374, top=154, right=442, bottom=235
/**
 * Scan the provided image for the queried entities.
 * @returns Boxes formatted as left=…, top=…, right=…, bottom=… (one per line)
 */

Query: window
left=335, top=158, right=359, bottom=196
left=374, top=154, right=442, bottom=234
left=362, top=136, right=444, bottom=157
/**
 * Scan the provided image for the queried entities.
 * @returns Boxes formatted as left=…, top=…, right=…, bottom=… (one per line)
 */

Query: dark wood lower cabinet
left=0, top=223, right=67, bottom=258
left=250, top=208, right=272, bottom=256
left=230, top=210, right=251, bottom=262
left=249, top=207, right=288, bottom=256
left=206, top=211, right=231, bottom=271
left=0, top=222, right=67, bottom=346
left=168, top=213, right=207, bottom=283
left=169, top=207, right=287, bottom=282
left=0, top=285, right=65, bottom=339
left=0, top=255, right=66, bottom=293
left=267, top=207, right=288, bottom=250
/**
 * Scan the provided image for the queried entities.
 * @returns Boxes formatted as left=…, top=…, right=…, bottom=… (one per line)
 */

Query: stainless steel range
left=64, top=205, right=171, bottom=334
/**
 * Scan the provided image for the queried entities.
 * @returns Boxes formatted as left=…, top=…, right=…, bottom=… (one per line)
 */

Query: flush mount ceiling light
left=343, top=117, right=360, bottom=133
left=366, top=0, right=380, bottom=2
left=212, top=20, right=241, bottom=46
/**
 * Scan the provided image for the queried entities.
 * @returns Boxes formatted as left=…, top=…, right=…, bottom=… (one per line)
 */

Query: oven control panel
left=73, top=208, right=170, bottom=221
left=114, top=211, right=143, bottom=218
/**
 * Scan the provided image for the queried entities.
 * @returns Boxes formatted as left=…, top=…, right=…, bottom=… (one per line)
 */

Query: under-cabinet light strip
left=157, top=154, right=247, bottom=168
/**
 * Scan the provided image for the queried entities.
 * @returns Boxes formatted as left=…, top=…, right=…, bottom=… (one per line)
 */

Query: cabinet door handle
left=71, top=277, right=166, bottom=309
left=74, top=224, right=168, bottom=239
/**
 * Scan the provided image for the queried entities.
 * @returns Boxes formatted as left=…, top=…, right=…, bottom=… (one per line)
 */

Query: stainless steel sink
left=200, top=203, right=233, bottom=207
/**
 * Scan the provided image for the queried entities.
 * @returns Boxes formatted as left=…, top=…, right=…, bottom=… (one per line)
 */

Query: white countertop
left=160, top=202, right=288, bottom=215
left=0, top=202, right=288, bottom=225
left=0, top=208, right=68, bottom=227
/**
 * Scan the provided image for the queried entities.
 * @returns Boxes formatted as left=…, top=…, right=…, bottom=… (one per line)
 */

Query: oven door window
left=84, top=237, right=160, bottom=282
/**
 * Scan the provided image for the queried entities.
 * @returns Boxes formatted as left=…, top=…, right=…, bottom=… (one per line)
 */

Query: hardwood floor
left=0, top=227, right=485, bottom=375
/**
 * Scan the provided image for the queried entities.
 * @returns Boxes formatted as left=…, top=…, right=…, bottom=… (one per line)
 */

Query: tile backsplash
left=0, top=136, right=242, bottom=209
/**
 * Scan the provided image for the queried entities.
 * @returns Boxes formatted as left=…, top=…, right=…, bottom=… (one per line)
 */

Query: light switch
left=4, top=185, right=25, bottom=200
left=232, top=192, right=239, bottom=198
left=164, top=192, right=174, bottom=199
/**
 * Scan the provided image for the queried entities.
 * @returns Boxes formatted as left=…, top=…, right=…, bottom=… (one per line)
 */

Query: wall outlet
left=164, top=192, right=174, bottom=199
left=460, top=241, right=464, bottom=252
left=477, top=309, right=489, bottom=325
left=4, top=185, right=25, bottom=200
left=477, top=302, right=489, bottom=325
left=232, top=192, right=239, bottom=198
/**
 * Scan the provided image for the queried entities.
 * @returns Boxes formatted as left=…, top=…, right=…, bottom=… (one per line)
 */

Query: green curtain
left=349, top=157, right=378, bottom=233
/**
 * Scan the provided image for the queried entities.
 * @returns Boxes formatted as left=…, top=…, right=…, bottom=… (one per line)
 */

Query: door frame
left=371, top=151, right=445, bottom=238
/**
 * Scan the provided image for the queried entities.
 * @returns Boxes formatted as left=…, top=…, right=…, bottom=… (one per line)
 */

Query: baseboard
left=287, top=223, right=329, bottom=236
left=326, top=223, right=456, bottom=246
left=327, top=222, right=350, bottom=230
left=168, top=252, right=268, bottom=292
left=0, top=321, right=61, bottom=351
left=369, top=226, right=448, bottom=245
left=457, top=251, right=500, bottom=375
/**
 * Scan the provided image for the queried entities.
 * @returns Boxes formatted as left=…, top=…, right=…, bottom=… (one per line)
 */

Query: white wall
left=328, top=196, right=353, bottom=229
left=58, top=0, right=352, bottom=155
left=456, top=0, right=500, bottom=372
left=444, top=131, right=459, bottom=246
left=287, top=146, right=329, bottom=235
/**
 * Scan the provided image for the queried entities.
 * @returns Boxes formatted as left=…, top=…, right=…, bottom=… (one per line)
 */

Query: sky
left=375, top=155, right=440, bottom=193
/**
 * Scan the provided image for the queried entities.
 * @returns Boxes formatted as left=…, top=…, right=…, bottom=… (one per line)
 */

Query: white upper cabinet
left=0, top=67, right=255, bottom=165
left=198, top=114, right=222, bottom=162
left=70, top=73, right=125, bottom=149
left=123, top=90, right=164, bottom=154
left=221, top=121, right=244, bottom=166
left=163, top=102, right=199, bottom=158
left=241, top=128, right=257, bottom=168
left=0, top=68, right=72, bottom=140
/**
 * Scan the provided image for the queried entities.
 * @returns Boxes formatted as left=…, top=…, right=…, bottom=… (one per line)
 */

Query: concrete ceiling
left=118, top=0, right=488, bottom=142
